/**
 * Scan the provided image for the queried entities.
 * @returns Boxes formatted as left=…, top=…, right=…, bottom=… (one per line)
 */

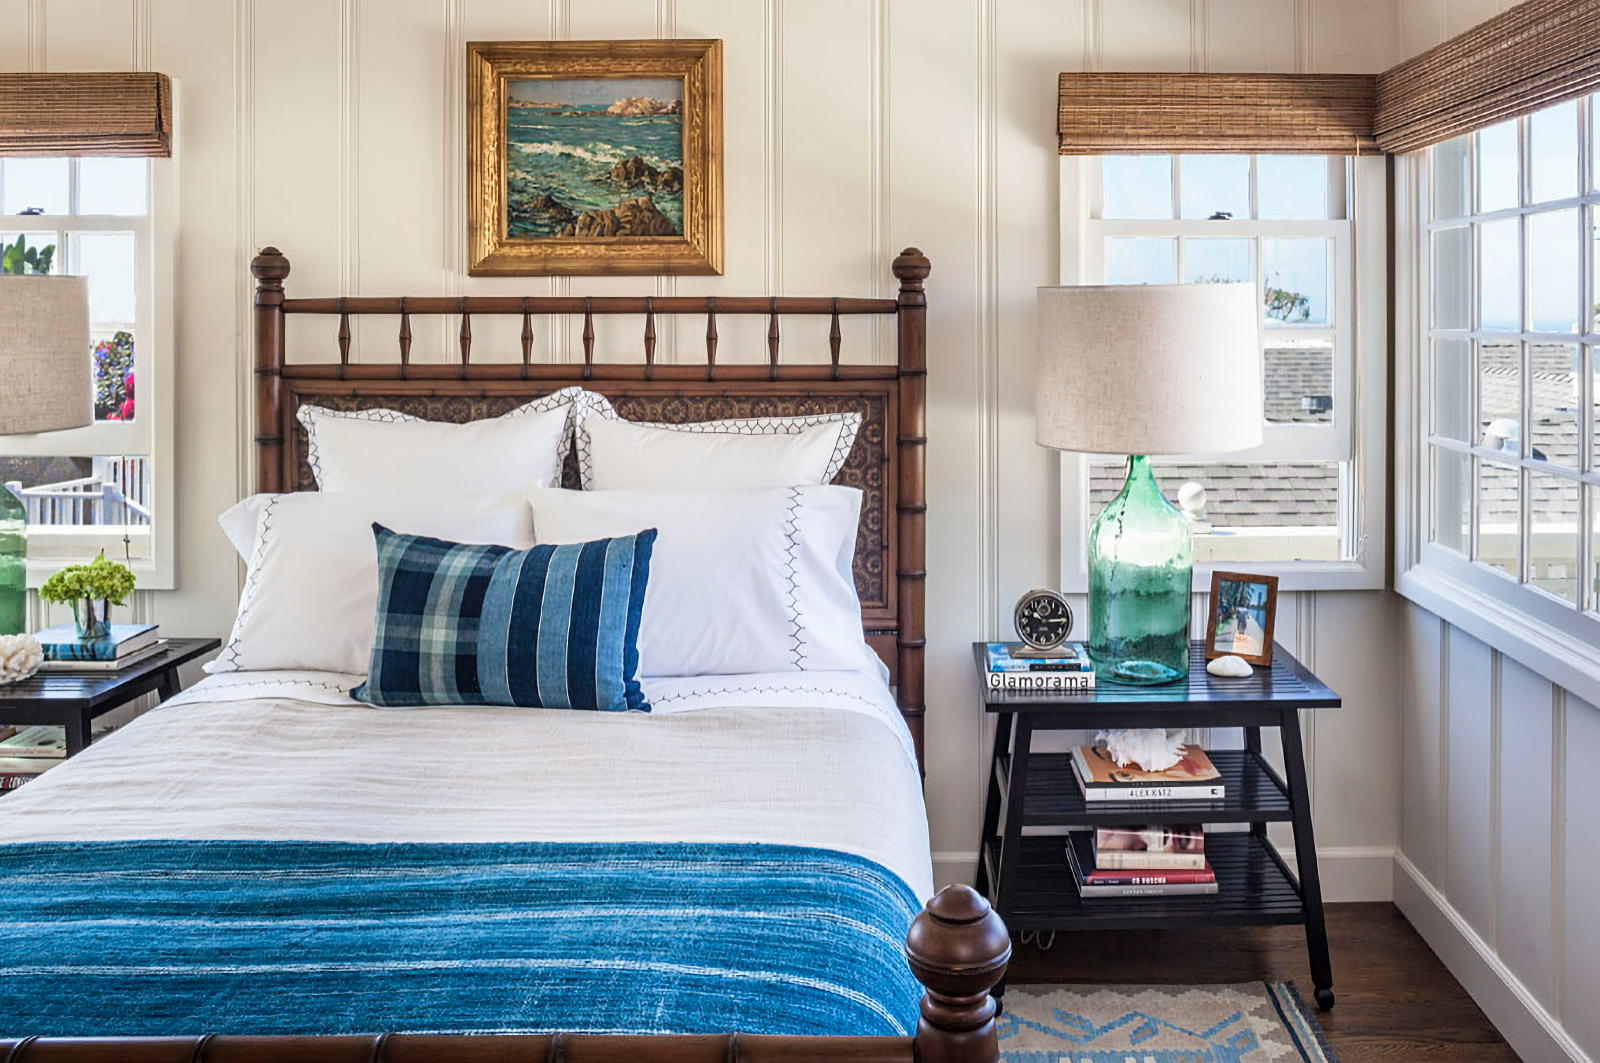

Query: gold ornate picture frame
left=466, top=39, right=723, bottom=276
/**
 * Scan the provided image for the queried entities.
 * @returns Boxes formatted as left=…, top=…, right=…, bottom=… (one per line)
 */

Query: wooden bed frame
left=0, top=247, right=1011, bottom=1062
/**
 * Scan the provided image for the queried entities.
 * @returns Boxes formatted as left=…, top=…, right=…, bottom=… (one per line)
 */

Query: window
left=1058, top=151, right=1387, bottom=589
left=1416, top=95, right=1600, bottom=620
left=0, top=156, right=173, bottom=587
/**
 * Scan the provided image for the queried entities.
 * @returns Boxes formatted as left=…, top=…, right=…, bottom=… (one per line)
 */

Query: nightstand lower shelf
left=982, top=832, right=1304, bottom=931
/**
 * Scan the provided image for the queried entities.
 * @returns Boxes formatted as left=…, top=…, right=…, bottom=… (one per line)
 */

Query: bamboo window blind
left=0, top=73, right=172, bottom=157
left=1374, top=0, right=1600, bottom=153
left=1057, top=73, right=1378, bottom=155
left=1059, top=0, right=1600, bottom=157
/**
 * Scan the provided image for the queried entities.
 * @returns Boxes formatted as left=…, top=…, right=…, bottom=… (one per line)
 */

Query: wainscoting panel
left=1495, top=655, right=1555, bottom=1005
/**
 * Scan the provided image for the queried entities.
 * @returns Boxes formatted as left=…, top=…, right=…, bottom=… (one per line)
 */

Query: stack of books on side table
left=984, top=642, right=1093, bottom=692
left=1067, top=745, right=1223, bottom=898
left=35, top=623, right=162, bottom=672
left=1066, top=825, right=1215, bottom=897
left=0, top=720, right=121, bottom=791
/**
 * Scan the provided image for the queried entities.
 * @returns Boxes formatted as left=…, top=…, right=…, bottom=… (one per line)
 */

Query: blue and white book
left=34, top=623, right=158, bottom=662
left=985, top=642, right=1090, bottom=672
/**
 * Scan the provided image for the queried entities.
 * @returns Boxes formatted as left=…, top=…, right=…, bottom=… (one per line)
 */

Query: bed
left=0, top=248, right=1010, bottom=1063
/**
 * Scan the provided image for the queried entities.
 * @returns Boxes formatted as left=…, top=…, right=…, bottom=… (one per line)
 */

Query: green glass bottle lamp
left=0, top=274, right=94, bottom=636
left=1036, top=283, right=1263, bottom=685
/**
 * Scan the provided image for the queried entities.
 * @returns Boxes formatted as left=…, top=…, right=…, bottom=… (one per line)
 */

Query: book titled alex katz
left=1070, top=744, right=1224, bottom=802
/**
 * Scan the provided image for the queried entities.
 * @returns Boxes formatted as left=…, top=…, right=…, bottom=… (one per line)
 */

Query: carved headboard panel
left=252, top=248, right=929, bottom=768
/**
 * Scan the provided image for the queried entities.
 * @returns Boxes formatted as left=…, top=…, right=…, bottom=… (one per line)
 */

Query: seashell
left=0, top=634, right=43, bottom=684
left=1206, top=654, right=1253, bottom=678
left=1095, top=728, right=1187, bottom=773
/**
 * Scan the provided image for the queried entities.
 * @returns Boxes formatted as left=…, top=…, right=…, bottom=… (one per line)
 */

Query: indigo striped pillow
left=352, top=524, right=655, bottom=712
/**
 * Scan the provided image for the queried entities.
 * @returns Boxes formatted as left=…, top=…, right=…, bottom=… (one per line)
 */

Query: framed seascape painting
left=467, top=40, right=723, bottom=276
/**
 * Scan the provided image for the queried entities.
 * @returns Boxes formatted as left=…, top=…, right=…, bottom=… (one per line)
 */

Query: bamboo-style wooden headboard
left=250, top=247, right=930, bottom=769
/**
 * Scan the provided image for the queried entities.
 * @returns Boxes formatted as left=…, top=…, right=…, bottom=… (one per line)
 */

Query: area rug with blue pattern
left=999, top=982, right=1336, bottom=1063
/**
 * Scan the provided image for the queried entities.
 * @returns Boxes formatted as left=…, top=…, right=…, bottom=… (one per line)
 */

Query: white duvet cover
left=0, top=670, right=933, bottom=901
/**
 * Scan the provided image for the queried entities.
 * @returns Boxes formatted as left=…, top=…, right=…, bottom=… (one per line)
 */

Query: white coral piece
left=1095, top=728, right=1187, bottom=773
left=0, top=634, right=43, bottom=684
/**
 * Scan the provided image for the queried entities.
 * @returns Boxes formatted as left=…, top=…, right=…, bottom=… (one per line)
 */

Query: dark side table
left=974, top=640, right=1341, bottom=1010
left=0, top=637, right=220, bottom=756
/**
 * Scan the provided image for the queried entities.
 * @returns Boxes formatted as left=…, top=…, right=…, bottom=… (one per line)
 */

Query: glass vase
left=1087, top=455, right=1192, bottom=685
left=0, top=484, right=24, bottom=637
left=72, top=598, right=112, bottom=640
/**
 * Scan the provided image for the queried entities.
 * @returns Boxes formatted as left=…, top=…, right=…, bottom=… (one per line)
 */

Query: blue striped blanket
left=0, top=839, right=923, bottom=1037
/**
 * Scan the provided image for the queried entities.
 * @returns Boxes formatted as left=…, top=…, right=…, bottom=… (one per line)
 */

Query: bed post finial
left=892, top=247, right=930, bottom=302
left=252, top=247, right=291, bottom=493
left=905, top=885, right=1010, bottom=1063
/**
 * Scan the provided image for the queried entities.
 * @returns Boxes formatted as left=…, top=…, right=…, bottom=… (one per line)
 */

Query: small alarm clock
left=1013, top=588, right=1074, bottom=654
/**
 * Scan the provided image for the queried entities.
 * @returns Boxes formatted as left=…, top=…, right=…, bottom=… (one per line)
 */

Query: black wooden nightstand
left=0, top=637, right=221, bottom=756
left=974, top=640, right=1341, bottom=1010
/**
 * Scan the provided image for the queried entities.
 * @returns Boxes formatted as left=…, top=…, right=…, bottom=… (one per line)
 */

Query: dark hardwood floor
left=1004, top=902, right=1520, bottom=1063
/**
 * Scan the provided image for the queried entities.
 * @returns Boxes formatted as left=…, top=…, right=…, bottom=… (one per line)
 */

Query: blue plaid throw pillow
left=352, top=524, right=656, bottom=712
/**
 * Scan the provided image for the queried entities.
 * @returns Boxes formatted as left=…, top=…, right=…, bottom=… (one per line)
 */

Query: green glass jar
left=0, top=484, right=25, bottom=637
left=1087, top=455, right=1192, bottom=684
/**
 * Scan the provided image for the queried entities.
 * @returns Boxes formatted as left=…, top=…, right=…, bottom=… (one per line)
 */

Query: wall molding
left=26, top=0, right=44, bottom=71
left=339, top=0, right=359, bottom=359
left=1551, top=686, right=1568, bottom=1021
left=870, top=0, right=889, bottom=364
left=763, top=0, right=783, bottom=296
left=233, top=0, right=257, bottom=578
left=131, top=0, right=152, bottom=71
left=1395, top=853, right=1592, bottom=1063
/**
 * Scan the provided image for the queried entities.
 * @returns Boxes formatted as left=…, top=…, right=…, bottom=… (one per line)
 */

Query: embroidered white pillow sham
left=209, top=490, right=533, bottom=675
left=527, top=485, right=875, bottom=679
left=571, top=392, right=861, bottom=490
left=296, top=386, right=583, bottom=495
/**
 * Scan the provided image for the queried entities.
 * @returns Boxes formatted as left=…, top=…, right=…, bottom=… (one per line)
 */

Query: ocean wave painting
left=505, top=76, right=685, bottom=240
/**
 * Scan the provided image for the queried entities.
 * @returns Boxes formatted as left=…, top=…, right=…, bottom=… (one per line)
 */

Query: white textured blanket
left=0, top=670, right=934, bottom=900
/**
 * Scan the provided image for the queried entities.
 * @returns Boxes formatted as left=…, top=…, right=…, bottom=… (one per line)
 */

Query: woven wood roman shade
left=1057, top=73, right=1378, bottom=155
left=0, top=73, right=172, bottom=157
left=1376, top=0, right=1600, bottom=153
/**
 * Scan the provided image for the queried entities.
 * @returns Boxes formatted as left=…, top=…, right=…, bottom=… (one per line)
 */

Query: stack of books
left=36, top=623, right=162, bottom=672
left=984, top=642, right=1094, bottom=692
left=1070, top=744, right=1224, bottom=802
left=1066, top=825, right=1215, bottom=897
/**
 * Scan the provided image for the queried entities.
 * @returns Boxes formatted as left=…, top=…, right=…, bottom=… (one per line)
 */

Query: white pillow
left=572, top=392, right=861, bottom=490
left=528, top=485, right=875, bottom=678
left=219, top=493, right=271, bottom=559
left=297, top=386, right=583, bottom=494
left=209, top=491, right=533, bottom=675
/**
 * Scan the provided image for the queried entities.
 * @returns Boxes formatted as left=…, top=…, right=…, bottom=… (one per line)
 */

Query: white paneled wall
left=9, top=0, right=1400, bottom=900
left=1390, top=9, right=1600, bottom=1063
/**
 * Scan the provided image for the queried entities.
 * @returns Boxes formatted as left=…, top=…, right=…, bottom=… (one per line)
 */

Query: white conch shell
left=1206, top=654, right=1253, bottom=678
left=1094, top=728, right=1187, bottom=773
left=0, top=634, right=43, bottom=684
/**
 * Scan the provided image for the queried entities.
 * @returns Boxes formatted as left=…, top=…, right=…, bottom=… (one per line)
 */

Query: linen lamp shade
left=0, top=275, right=91, bottom=435
left=1035, top=283, right=1263, bottom=456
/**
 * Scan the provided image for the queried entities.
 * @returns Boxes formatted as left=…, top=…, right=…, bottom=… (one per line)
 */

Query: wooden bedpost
left=905, top=884, right=1010, bottom=1063
left=892, top=247, right=929, bottom=775
left=251, top=247, right=290, bottom=493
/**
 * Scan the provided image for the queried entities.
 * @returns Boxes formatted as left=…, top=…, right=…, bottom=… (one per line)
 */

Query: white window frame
left=0, top=158, right=176, bottom=590
left=1395, top=95, right=1600, bottom=704
left=1057, top=153, right=1388, bottom=593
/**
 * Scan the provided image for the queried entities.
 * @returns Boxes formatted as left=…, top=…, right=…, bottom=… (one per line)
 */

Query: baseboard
left=931, top=845, right=1394, bottom=901
left=1393, top=853, right=1590, bottom=1063
left=1279, top=845, right=1394, bottom=902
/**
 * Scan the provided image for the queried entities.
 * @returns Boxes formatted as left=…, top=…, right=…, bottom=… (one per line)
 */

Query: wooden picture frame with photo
left=1204, top=570, right=1279, bottom=666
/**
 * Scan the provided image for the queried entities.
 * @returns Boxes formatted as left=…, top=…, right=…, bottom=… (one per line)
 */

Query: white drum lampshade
left=1035, top=282, right=1263, bottom=687
left=0, top=275, right=92, bottom=435
left=1036, top=283, right=1263, bottom=455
